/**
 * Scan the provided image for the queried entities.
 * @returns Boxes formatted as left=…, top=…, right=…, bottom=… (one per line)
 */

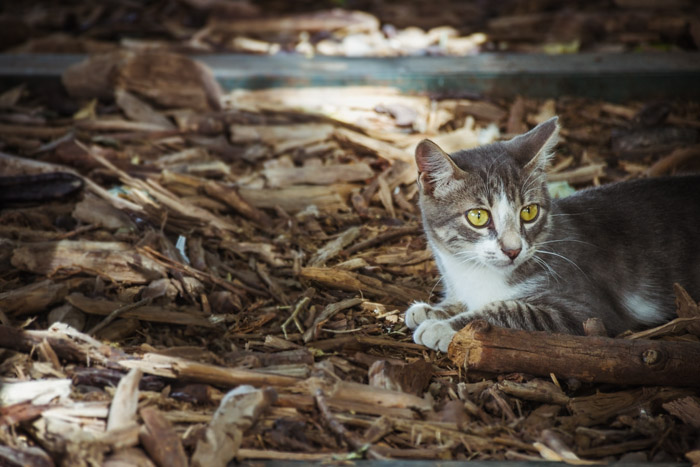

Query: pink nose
left=502, top=248, right=521, bottom=260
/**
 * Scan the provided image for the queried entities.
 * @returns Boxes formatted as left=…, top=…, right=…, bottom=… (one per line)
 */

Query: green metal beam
left=1, top=52, right=699, bottom=101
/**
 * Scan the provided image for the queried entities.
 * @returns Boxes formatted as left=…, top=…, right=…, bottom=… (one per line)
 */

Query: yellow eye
left=466, top=208, right=490, bottom=228
left=520, top=204, right=539, bottom=222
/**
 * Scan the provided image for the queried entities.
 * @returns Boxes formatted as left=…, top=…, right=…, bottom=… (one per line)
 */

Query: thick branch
left=448, top=320, right=700, bottom=387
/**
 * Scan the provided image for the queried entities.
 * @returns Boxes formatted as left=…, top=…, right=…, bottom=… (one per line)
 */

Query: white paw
left=405, top=302, right=434, bottom=330
left=413, top=319, right=456, bottom=353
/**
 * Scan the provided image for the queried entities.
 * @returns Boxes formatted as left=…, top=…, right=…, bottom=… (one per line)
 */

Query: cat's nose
left=501, top=247, right=521, bottom=260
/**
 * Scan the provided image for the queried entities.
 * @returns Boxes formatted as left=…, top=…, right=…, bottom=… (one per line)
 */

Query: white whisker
left=535, top=238, right=594, bottom=247
left=536, top=249, right=588, bottom=279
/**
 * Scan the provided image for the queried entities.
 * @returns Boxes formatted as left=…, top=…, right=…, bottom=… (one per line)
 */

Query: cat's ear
left=508, top=116, right=560, bottom=171
left=415, top=139, right=461, bottom=196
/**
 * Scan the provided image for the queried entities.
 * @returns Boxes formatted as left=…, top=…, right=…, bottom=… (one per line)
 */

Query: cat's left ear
left=415, top=139, right=462, bottom=196
left=508, top=116, right=560, bottom=171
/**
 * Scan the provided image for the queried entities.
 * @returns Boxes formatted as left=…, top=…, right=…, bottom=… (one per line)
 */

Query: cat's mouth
left=487, top=252, right=529, bottom=271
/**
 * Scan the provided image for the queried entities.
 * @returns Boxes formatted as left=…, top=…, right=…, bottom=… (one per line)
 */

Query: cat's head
left=415, top=117, right=559, bottom=272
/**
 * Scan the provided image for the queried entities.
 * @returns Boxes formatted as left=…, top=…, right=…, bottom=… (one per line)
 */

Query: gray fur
left=407, top=117, right=700, bottom=351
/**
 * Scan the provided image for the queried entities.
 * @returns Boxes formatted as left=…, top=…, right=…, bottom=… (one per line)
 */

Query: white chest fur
left=435, top=248, right=529, bottom=310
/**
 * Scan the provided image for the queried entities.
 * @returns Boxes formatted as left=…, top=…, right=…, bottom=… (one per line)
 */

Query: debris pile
left=0, top=35, right=699, bottom=467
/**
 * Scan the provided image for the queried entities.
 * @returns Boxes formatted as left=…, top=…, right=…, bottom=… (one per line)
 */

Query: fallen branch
left=314, top=389, right=385, bottom=460
left=447, top=320, right=700, bottom=387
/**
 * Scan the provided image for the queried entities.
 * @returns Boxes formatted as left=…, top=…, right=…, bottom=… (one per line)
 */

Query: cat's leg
left=450, top=300, right=577, bottom=334
left=412, top=300, right=577, bottom=352
left=405, top=301, right=467, bottom=330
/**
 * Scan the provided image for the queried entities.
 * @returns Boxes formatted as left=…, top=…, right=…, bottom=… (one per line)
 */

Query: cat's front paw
left=405, top=302, right=449, bottom=329
left=405, top=302, right=432, bottom=329
left=413, top=319, right=456, bottom=353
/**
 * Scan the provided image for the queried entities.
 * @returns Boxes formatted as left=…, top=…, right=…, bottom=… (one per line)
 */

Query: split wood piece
left=203, top=180, right=272, bottom=227
left=662, top=396, right=700, bottom=429
left=583, top=317, right=607, bottom=337
left=192, top=386, right=277, bottom=467
left=457, top=101, right=508, bottom=122
left=0, top=172, right=83, bottom=204
left=106, top=368, right=141, bottom=448
left=334, top=127, right=414, bottom=164
left=74, top=118, right=175, bottom=133
left=138, top=246, right=248, bottom=298
left=64, top=51, right=222, bottom=111
left=673, top=283, right=700, bottom=336
left=496, top=379, right=569, bottom=405
left=0, top=279, right=69, bottom=316
left=73, top=193, right=137, bottom=231
left=264, top=162, right=374, bottom=188
left=314, top=388, right=385, bottom=460
left=308, top=226, right=361, bottom=267
left=311, top=335, right=426, bottom=352
left=11, top=240, right=168, bottom=284
left=30, top=406, right=140, bottom=465
left=226, top=87, right=428, bottom=130
left=115, top=88, right=176, bottom=130
left=238, top=184, right=354, bottom=213
left=564, top=386, right=692, bottom=428
left=0, top=379, right=71, bottom=407
left=547, top=163, right=606, bottom=184
left=448, top=320, right=700, bottom=387
left=66, top=293, right=213, bottom=328
left=0, top=323, right=128, bottom=367
left=118, top=354, right=432, bottom=411
left=300, top=267, right=425, bottom=305
left=209, top=9, right=378, bottom=35
left=297, top=376, right=432, bottom=412
left=83, top=144, right=240, bottom=236
left=0, top=402, right=53, bottom=427
left=368, top=359, right=433, bottom=396
left=303, top=297, right=363, bottom=343
left=0, top=445, right=53, bottom=467
left=275, top=393, right=417, bottom=419
left=230, top=123, right=335, bottom=155
left=385, top=417, right=495, bottom=453
left=119, top=352, right=300, bottom=387
left=576, top=439, right=656, bottom=459
left=623, top=316, right=700, bottom=340
left=344, top=225, right=422, bottom=255
left=646, top=145, right=700, bottom=177
left=139, top=407, right=188, bottom=467
left=0, top=150, right=143, bottom=216
left=0, top=123, right=72, bottom=139
left=236, top=449, right=331, bottom=462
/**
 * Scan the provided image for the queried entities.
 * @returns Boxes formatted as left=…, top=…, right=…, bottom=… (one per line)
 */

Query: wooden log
left=447, top=320, right=700, bottom=387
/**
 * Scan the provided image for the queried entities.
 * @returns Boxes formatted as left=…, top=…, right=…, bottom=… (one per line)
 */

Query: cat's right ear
left=415, top=139, right=460, bottom=196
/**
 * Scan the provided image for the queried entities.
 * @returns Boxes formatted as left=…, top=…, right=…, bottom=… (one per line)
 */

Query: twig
left=139, top=246, right=247, bottom=296
left=282, top=296, right=311, bottom=339
left=314, top=389, right=385, bottom=460
left=88, top=296, right=153, bottom=337
left=344, top=225, right=421, bottom=255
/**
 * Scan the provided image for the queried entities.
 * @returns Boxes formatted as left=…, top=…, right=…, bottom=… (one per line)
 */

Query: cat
left=406, top=116, right=700, bottom=352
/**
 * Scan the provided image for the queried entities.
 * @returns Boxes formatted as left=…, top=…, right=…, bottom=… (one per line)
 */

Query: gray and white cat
left=406, top=117, right=700, bottom=352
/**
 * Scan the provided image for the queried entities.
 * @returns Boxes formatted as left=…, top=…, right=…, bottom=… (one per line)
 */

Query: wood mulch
left=0, top=2, right=700, bottom=465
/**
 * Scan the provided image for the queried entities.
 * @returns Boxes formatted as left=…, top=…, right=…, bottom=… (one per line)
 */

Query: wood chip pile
left=2, top=0, right=699, bottom=56
left=0, top=50, right=699, bottom=465
left=1, top=2, right=700, bottom=465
